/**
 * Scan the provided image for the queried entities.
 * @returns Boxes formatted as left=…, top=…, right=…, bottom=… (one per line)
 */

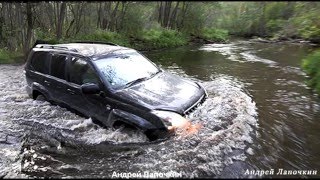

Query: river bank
left=1, top=34, right=319, bottom=65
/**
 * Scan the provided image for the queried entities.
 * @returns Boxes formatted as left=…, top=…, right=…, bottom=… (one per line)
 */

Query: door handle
left=44, top=80, right=51, bottom=86
left=67, top=89, right=75, bottom=95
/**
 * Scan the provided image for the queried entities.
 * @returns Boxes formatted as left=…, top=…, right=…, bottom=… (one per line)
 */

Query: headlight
left=151, top=110, right=189, bottom=130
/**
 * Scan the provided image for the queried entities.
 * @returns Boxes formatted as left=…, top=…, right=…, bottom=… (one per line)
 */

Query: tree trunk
left=0, top=3, right=3, bottom=45
left=56, top=2, right=66, bottom=40
left=97, top=2, right=102, bottom=28
left=168, top=2, right=179, bottom=29
left=158, top=2, right=163, bottom=24
left=110, top=1, right=120, bottom=31
left=24, top=3, right=33, bottom=57
left=179, top=2, right=189, bottom=30
left=118, top=2, right=128, bottom=31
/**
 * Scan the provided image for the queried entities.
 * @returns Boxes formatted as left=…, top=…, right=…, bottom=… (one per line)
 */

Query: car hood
left=115, top=71, right=205, bottom=114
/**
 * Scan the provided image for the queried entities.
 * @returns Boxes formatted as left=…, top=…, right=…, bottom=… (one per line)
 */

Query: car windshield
left=94, top=49, right=160, bottom=89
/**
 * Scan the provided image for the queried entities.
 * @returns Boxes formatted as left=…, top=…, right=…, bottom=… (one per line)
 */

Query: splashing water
left=0, top=64, right=258, bottom=178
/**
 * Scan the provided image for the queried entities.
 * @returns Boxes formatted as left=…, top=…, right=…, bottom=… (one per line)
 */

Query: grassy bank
left=302, top=50, right=320, bottom=95
left=0, top=28, right=228, bottom=64
left=73, top=28, right=190, bottom=50
left=199, top=28, right=229, bottom=42
left=134, top=28, right=190, bottom=50
left=61, top=28, right=228, bottom=50
left=0, top=49, right=24, bottom=64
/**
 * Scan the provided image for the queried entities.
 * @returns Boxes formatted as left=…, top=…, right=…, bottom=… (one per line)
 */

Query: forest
left=0, top=1, right=320, bottom=93
left=1, top=2, right=320, bottom=58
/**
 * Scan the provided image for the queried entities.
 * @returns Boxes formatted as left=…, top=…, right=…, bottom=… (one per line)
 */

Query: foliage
left=200, top=28, right=228, bottom=42
left=0, top=49, right=24, bottom=64
left=2, top=2, right=320, bottom=64
left=120, top=2, right=155, bottom=37
left=181, top=2, right=207, bottom=35
left=74, top=30, right=130, bottom=47
left=302, top=50, right=320, bottom=95
left=138, top=28, right=189, bottom=49
left=212, top=2, right=320, bottom=40
left=291, top=11, right=320, bottom=40
left=34, top=28, right=61, bottom=44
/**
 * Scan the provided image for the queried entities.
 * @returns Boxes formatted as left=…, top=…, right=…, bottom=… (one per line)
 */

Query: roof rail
left=33, top=40, right=50, bottom=48
left=35, top=44, right=78, bottom=52
left=72, top=41, right=119, bottom=46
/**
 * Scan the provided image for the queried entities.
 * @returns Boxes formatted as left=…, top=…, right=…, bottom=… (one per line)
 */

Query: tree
left=24, top=2, right=33, bottom=55
left=56, top=2, right=66, bottom=39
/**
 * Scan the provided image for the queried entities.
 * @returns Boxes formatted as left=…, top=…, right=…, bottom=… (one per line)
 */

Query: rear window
left=30, top=51, right=51, bottom=74
left=50, top=54, right=67, bottom=80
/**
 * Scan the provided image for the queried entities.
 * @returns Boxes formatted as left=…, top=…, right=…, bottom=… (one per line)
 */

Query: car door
left=66, top=57, right=111, bottom=120
left=65, top=56, right=90, bottom=114
left=48, top=53, right=69, bottom=104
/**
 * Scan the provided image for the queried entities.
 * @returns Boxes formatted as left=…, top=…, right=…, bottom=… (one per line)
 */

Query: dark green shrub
left=200, top=28, right=229, bottom=42
left=302, top=50, right=320, bottom=95
left=74, top=30, right=130, bottom=47
left=0, top=49, right=24, bottom=64
left=139, top=28, right=189, bottom=49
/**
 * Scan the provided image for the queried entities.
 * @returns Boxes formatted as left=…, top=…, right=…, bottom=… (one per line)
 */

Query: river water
left=0, top=39, right=319, bottom=178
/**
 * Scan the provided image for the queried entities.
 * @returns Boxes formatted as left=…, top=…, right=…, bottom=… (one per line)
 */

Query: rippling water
left=0, top=39, right=319, bottom=178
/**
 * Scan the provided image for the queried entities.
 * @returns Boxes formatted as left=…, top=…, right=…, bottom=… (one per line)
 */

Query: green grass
left=0, top=28, right=231, bottom=65
left=302, top=50, right=320, bottom=95
left=136, top=28, right=189, bottom=50
left=200, top=28, right=229, bottom=42
left=0, top=49, right=24, bottom=64
left=74, top=30, right=131, bottom=47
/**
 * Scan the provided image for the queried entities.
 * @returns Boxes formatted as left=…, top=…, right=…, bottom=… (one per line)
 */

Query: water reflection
left=146, top=40, right=320, bottom=177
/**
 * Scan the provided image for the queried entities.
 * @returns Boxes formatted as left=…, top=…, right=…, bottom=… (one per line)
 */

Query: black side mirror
left=81, top=83, right=101, bottom=94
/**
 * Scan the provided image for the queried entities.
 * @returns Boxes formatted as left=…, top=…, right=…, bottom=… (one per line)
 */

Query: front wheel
left=113, top=120, right=149, bottom=142
left=144, top=128, right=172, bottom=141
left=35, top=94, right=46, bottom=102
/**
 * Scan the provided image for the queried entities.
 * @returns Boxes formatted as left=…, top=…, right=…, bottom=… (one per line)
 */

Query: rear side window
left=30, top=51, right=50, bottom=74
left=69, top=57, right=99, bottom=85
left=50, top=54, right=67, bottom=80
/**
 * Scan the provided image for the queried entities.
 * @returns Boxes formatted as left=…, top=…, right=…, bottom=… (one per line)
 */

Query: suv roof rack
left=72, top=41, right=119, bottom=46
left=35, top=44, right=78, bottom=52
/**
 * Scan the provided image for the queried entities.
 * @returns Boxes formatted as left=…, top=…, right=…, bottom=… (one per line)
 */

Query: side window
left=69, top=57, right=99, bottom=85
left=50, top=54, right=67, bottom=80
left=31, top=51, right=50, bottom=74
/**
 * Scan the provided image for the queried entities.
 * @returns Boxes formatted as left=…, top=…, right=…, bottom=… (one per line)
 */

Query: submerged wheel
left=35, top=94, right=46, bottom=102
left=113, top=120, right=150, bottom=141
left=144, top=129, right=170, bottom=141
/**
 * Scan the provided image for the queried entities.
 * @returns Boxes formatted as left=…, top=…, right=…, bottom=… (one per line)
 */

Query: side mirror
left=81, top=83, right=101, bottom=94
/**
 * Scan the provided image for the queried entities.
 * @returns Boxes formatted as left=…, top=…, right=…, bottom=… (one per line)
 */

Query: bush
left=302, top=50, right=320, bottom=95
left=200, top=28, right=229, bottom=42
left=74, top=30, right=131, bottom=47
left=138, top=28, right=189, bottom=49
left=34, top=28, right=61, bottom=44
left=0, top=49, right=24, bottom=64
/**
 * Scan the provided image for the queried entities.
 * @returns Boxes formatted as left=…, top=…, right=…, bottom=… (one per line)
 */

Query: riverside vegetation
left=302, top=50, right=320, bottom=95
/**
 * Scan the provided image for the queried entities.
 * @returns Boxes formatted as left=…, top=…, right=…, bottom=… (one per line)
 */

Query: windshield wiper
left=123, top=70, right=162, bottom=88
left=124, top=76, right=149, bottom=88
left=150, top=69, right=162, bottom=78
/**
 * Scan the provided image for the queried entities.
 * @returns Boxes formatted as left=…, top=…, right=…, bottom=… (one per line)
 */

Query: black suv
left=24, top=42, right=207, bottom=140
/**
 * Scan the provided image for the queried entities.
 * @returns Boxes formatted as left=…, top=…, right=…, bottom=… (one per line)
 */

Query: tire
left=35, top=94, right=46, bottom=102
left=113, top=120, right=149, bottom=141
